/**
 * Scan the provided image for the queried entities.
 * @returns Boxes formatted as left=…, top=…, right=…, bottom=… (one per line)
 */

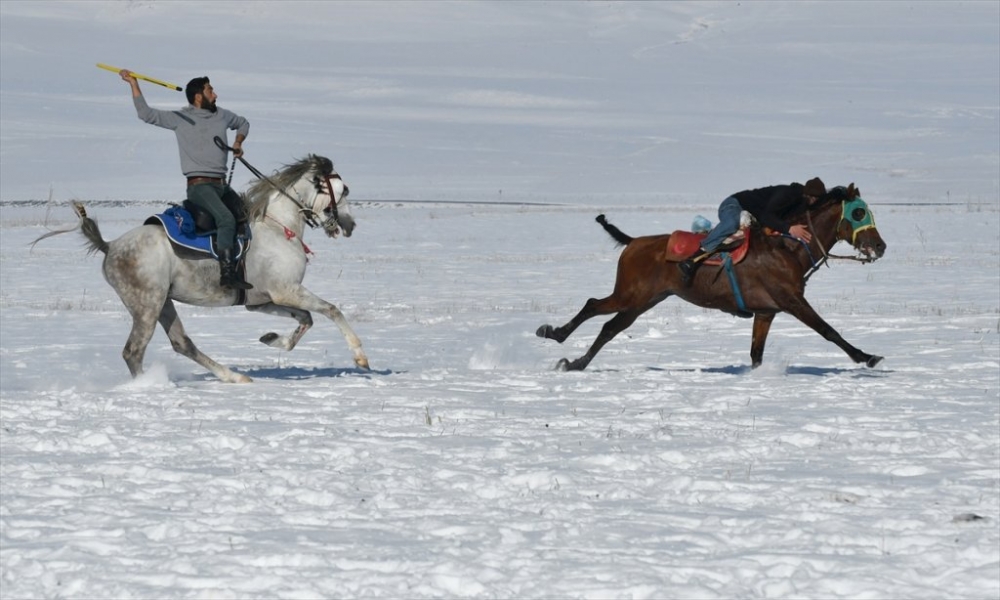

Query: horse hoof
left=556, top=358, right=587, bottom=371
left=866, top=355, right=884, bottom=368
left=536, top=325, right=552, bottom=339
left=260, top=332, right=279, bottom=346
left=355, top=357, right=370, bottom=370
left=226, top=372, right=253, bottom=384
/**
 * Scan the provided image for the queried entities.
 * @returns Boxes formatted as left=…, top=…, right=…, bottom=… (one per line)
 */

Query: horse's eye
left=852, top=207, right=867, bottom=221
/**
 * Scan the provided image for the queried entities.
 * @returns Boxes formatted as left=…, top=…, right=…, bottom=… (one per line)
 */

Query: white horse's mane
left=244, top=155, right=333, bottom=222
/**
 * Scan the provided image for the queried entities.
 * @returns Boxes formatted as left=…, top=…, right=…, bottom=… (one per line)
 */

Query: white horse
left=42, top=154, right=368, bottom=382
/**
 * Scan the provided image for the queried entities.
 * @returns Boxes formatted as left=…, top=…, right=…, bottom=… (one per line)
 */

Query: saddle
left=666, top=228, right=751, bottom=265
left=144, top=202, right=251, bottom=261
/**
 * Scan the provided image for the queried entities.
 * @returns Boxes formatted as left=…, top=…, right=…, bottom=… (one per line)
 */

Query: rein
left=213, top=136, right=337, bottom=230
left=798, top=210, right=829, bottom=282
left=319, top=173, right=342, bottom=234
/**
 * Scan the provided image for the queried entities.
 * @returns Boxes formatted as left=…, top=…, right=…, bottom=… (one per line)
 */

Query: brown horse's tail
left=595, top=214, right=633, bottom=247
left=73, top=201, right=110, bottom=255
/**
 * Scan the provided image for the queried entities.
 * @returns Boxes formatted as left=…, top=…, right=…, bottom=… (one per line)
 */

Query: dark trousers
left=186, top=182, right=241, bottom=251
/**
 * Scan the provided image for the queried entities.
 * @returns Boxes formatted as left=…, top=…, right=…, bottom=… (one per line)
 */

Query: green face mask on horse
left=842, top=197, right=876, bottom=245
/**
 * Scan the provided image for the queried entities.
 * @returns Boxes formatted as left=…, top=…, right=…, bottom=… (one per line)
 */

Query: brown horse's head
left=833, top=183, right=886, bottom=261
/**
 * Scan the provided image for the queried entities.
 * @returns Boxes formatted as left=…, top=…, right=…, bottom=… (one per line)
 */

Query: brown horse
left=536, top=184, right=886, bottom=371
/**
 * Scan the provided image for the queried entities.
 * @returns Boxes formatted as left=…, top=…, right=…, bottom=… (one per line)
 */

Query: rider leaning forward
left=679, top=177, right=827, bottom=282
left=120, top=69, right=253, bottom=290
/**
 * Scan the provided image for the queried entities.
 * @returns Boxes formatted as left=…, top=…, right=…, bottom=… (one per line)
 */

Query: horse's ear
left=847, top=183, right=857, bottom=199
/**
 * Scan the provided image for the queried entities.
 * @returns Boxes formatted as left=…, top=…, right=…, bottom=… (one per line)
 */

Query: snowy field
left=2, top=0, right=999, bottom=598
left=1, top=198, right=998, bottom=598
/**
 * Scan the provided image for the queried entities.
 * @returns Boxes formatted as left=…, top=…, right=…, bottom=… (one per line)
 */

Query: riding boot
left=218, top=247, right=253, bottom=290
left=678, top=248, right=708, bottom=283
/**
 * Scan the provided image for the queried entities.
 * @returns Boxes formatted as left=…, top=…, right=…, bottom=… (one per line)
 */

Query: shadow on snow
left=644, top=364, right=890, bottom=377
left=183, top=365, right=397, bottom=382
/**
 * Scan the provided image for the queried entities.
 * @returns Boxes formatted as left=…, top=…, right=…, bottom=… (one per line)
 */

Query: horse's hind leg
left=121, top=308, right=159, bottom=378
left=537, top=296, right=619, bottom=343
left=557, top=307, right=646, bottom=371
left=158, top=299, right=252, bottom=383
left=245, top=303, right=313, bottom=351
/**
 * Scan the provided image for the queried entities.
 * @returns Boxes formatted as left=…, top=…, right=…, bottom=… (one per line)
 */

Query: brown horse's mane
left=740, top=185, right=850, bottom=243
left=782, top=185, right=851, bottom=227
left=818, top=185, right=853, bottom=207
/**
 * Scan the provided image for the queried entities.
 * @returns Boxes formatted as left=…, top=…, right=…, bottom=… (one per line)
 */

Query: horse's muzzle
left=325, top=215, right=355, bottom=238
left=857, top=230, right=887, bottom=261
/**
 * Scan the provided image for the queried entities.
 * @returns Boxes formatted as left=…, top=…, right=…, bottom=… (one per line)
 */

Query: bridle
left=313, top=170, right=346, bottom=235
left=214, top=136, right=343, bottom=231
left=798, top=197, right=877, bottom=282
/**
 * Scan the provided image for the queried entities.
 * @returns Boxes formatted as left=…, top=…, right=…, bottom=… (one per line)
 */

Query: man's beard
left=202, top=99, right=218, bottom=113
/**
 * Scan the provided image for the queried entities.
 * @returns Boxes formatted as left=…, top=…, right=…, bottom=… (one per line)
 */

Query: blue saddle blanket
left=144, top=206, right=250, bottom=260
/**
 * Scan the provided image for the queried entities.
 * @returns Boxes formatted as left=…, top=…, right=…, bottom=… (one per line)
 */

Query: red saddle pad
left=667, top=229, right=750, bottom=265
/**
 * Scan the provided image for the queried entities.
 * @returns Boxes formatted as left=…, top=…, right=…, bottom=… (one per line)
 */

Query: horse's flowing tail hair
left=596, top=214, right=634, bottom=247
left=74, top=202, right=109, bottom=255
left=28, top=201, right=108, bottom=255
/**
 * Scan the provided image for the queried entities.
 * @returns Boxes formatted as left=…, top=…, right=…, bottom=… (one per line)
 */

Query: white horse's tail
left=30, top=201, right=109, bottom=255
left=73, top=202, right=110, bottom=255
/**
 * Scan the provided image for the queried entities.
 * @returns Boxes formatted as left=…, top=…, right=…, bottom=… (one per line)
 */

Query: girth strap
left=721, top=253, right=750, bottom=316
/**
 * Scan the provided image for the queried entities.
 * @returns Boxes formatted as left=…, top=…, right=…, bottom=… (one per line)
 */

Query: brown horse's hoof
left=537, top=324, right=568, bottom=343
left=866, top=355, right=884, bottom=368
left=556, top=357, right=589, bottom=371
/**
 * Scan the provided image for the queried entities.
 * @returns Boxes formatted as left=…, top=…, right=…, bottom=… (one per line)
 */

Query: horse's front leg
left=246, top=303, right=313, bottom=351
left=750, top=313, right=775, bottom=368
left=785, top=297, right=883, bottom=367
left=269, top=285, right=369, bottom=370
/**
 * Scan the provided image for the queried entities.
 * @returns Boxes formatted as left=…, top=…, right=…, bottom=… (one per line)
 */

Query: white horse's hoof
left=224, top=372, right=253, bottom=384
left=260, top=332, right=293, bottom=350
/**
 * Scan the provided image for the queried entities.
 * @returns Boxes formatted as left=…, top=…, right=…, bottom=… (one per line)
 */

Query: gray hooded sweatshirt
left=133, top=94, right=250, bottom=179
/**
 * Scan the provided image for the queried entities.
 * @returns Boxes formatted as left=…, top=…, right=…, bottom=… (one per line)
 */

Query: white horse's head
left=309, top=155, right=355, bottom=238
left=246, top=155, right=355, bottom=237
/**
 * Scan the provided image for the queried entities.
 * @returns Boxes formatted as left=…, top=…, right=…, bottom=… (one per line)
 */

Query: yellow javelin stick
left=97, top=63, right=182, bottom=92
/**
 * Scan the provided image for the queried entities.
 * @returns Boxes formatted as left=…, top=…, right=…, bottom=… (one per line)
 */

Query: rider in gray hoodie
left=120, top=69, right=253, bottom=290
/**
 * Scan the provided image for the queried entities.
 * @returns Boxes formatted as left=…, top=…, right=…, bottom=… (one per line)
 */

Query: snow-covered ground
left=1, top=198, right=998, bottom=598
left=2, top=1, right=999, bottom=598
